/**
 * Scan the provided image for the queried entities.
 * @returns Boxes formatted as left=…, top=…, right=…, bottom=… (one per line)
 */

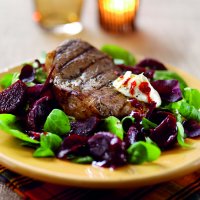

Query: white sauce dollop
left=113, top=71, right=161, bottom=107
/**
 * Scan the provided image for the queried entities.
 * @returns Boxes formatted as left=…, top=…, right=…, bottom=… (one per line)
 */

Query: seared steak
left=46, top=39, right=137, bottom=119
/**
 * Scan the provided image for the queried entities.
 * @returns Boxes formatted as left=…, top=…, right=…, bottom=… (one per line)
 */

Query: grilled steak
left=46, top=39, right=138, bottom=119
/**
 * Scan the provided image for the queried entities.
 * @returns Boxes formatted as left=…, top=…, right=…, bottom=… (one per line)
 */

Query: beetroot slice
left=88, top=132, right=127, bottom=168
left=118, top=65, right=155, bottom=79
left=70, top=117, right=101, bottom=136
left=183, top=119, right=200, bottom=138
left=57, top=134, right=89, bottom=159
left=124, top=126, right=140, bottom=149
left=19, top=64, right=35, bottom=83
left=26, top=96, right=54, bottom=131
left=151, top=80, right=182, bottom=103
left=0, top=80, right=27, bottom=114
left=135, top=58, right=167, bottom=70
left=149, top=112, right=177, bottom=149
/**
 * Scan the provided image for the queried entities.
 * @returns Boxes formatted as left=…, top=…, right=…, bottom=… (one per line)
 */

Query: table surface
left=0, top=0, right=200, bottom=199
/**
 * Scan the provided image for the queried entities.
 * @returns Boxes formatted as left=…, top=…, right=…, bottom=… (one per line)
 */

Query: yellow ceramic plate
left=0, top=64, right=200, bottom=189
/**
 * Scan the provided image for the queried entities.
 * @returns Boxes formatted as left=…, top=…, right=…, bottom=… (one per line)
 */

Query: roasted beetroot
left=183, top=119, right=200, bottom=138
left=0, top=80, right=27, bottom=114
left=149, top=111, right=177, bottom=149
left=19, top=64, right=35, bottom=83
left=88, top=132, right=127, bottom=168
left=57, top=134, right=89, bottom=158
left=118, top=65, right=155, bottom=79
left=27, top=84, right=44, bottom=99
left=124, top=126, right=140, bottom=148
left=70, top=117, right=101, bottom=136
left=151, top=80, right=182, bottom=103
left=26, top=83, right=55, bottom=106
left=129, top=99, right=156, bottom=122
left=135, top=58, right=167, bottom=70
left=26, top=96, right=54, bottom=131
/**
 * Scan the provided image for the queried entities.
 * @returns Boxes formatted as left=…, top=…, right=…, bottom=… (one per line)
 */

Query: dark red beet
left=27, top=83, right=54, bottom=104
left=149, top=112, right=177, bottom=149
left=26, top=96, right=54, bottom=131
left=27, top=84, right=44, bottom=99
left=118, top=65, right=155, bottom=79
left=0, top=80, right=27, bottom=114
left=70, top=117, right=101, bottom=136
left=129, top=99, right=156, bottom=122
left=135, top=58, right=167, bottom=70
left=19, top=64, right=35, bottom=83
left=57, top=134, right=89, bottom=158
left=88, top=132, right=127, bottom=168
left=151, top=80, right=182, bottom=103
left=124, top=126, right=140, bottom=148
left=183, top=119, right=200, bottom=138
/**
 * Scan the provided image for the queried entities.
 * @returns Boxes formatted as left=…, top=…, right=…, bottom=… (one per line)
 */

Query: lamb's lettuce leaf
left=0, top=114, right=39, bottom=144
left=101, top=44, right=136, bottom=65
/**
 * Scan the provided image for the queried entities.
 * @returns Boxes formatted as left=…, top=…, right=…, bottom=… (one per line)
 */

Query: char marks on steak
left=47, top=39, right=139, bottom=119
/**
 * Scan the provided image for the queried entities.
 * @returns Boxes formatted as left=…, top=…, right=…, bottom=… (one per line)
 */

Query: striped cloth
left=0, top=165, right=199, bottom=200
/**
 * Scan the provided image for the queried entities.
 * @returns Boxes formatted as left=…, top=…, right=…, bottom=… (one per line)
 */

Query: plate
left=0, top=64, right=200, bottom=189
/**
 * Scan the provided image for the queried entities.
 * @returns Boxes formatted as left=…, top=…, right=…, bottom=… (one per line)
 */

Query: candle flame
left=104, top=0, right=136, bottom=13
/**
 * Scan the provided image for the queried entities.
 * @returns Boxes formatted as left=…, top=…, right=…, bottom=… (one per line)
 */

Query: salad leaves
left=183, top=88, right=200, bottom=109
left=127, top=141, right=161, bottom=164
left=104, top=116, right=124, bottom=140
left=33, top=133, right=62, bottom=157
left=101, top=44, right=137, bottom=65
left=44, top=109, right=71, bottom=136
left=0, top=114, right=39, bottom=144
left=176, top=122, right=191, bottom=148
left=0, top=72, right=19, bottom=89
left=0, top=44, right=200, bottom=168
left=154, top=70, right=187, bottom=91
left=166, top=100, right=200, bottom=122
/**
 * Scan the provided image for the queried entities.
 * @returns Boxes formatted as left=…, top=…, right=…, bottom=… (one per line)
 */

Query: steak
left=46, top=39, right=137, bottom=119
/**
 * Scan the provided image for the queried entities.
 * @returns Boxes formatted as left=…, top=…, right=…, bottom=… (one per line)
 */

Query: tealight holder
left=98, top=0, right=139, bottom=32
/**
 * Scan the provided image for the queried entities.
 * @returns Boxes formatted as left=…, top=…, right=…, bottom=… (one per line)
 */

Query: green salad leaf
left=104, top=116, right=124, bottom=140
left=176, top=122, right=191, bottom=148
left=35, top=67, right=47, bottom=83
left=0, top=73, right=13, bottom=89
left=127, top=141, right=161, bottom=164
left=184, top=87, right=200, bottom=109
left=142, top=118, right=157, bottom=130
left=71, top=156, right=93, bottom=164
left=44, top=109, right=71, bottom=136
left=0, top=114, right=39, bottom=144
left=33, top=132, right=62, bottom=157
left=166, top=100, right=200, bottom=122
left=121, top=116, right=135, bottom=132
left=154, top=70, right=187, bottom=91
left=101, top=44, right=136, bottom=65
left=0, top=72, right=19, bottom=89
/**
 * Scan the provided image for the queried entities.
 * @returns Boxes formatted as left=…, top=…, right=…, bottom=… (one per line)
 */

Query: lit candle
left=98, top=0, right=139, bottom=32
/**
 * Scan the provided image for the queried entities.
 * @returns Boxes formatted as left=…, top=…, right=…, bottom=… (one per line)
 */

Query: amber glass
left=33, top=0, right=83, bottom=34
left=98, top=0, right=139, bottom=32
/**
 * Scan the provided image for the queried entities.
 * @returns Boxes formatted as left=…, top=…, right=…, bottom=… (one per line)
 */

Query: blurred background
left=0, top=0, right=200, bottom=79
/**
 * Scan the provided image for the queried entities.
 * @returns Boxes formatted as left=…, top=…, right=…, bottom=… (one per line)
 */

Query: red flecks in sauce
left=123, top=78, right=131, bottom=86
left=130, top=81, right=136, bottom=95
left=139, top=82, right=152, bottom=103
left=119, top=75, right=124, bottom=79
